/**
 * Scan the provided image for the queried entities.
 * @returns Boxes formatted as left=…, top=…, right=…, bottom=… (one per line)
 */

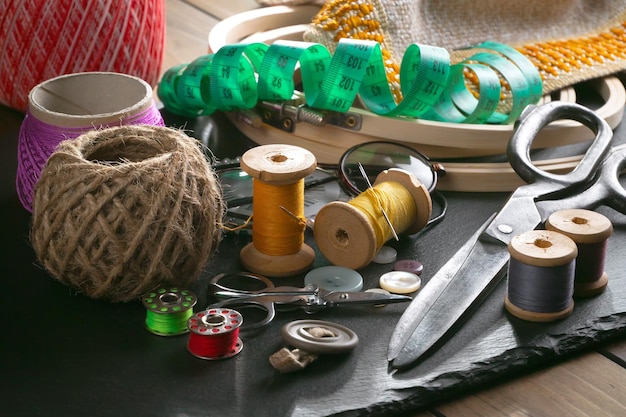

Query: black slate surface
left=1, top=105, right=625, bottom=417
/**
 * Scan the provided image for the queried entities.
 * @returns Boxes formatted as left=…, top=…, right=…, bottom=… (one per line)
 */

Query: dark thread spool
left=545, top=209, right=613, bottom=297
left=505, top=230, right=578, bottom=322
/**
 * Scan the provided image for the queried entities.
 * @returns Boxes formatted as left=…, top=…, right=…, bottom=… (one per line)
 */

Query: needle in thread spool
left=357, top=162, right=399, bottom=241
left=280, top=205, right=314, bottom=229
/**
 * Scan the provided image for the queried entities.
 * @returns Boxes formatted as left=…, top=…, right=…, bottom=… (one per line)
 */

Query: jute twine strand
left=31, top=125, right=224, bottom=302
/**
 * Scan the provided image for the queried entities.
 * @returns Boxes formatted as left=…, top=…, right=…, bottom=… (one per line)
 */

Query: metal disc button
left=281, top=320, right=359, bottom=354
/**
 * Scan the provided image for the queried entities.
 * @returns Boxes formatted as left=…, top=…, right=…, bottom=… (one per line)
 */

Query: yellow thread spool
left=314, top=168, right=432, bottom=270
left=239, top=144, right=317, bottom=277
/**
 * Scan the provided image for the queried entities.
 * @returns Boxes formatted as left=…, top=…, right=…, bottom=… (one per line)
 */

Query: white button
left=365, top=288, right=391, bottom=296
left=365, top=288, right=392, bottom=307
left=372, top=246, right=397, bottom=264
left=379, top=271, right=421, bottom=294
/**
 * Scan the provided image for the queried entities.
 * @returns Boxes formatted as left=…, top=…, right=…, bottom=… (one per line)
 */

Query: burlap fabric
left=304, top=0, right=626, bottom=95
left=256, top=0, right=326, bottom=5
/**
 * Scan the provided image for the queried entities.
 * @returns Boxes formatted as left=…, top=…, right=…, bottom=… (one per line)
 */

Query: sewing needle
left=357, top=162, right=399, bottom=241
left=280, top=205, right=314, bottom=229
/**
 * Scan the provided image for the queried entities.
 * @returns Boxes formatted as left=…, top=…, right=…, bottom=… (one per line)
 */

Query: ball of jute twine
left=31, top=125, right=224, bottom=302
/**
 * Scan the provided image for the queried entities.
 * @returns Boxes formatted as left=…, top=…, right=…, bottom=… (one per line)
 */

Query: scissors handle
left=508, top=102, right=613, bottom=194
left=208, top=272, right=321, bottom=330
left=209, top=297, right=275, bottom=330
left=599, top=147, right=626, bottom=213
left=547, top=145, right=626, bottom=215
left=209, top=272, right=277, bottom=331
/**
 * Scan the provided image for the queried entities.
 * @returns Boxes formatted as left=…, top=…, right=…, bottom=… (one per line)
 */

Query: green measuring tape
left=158, top=38, right=542, bottom=124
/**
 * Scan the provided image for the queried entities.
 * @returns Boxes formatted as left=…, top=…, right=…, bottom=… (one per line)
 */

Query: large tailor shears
left=388, top=101, right=626, bottom=370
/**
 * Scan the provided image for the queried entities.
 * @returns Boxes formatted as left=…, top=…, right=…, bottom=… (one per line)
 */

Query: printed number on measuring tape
left=158, top=39, right=542, bottom=124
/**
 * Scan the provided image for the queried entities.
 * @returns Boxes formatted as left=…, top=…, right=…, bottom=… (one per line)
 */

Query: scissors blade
left=388, top=214, right=512, bottom=370
left=322, top=291, right=412, bottom=305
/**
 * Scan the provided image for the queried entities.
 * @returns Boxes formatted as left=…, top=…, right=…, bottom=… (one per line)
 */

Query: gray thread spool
left=505, top=229, right=578, bottom=322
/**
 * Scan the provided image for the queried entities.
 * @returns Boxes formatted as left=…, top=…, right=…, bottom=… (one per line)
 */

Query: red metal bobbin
left=186, top=308, right=244, bottom=360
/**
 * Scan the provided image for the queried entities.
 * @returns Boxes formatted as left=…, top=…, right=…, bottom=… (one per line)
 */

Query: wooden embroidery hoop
left=208, top=5, right=626, bottom=192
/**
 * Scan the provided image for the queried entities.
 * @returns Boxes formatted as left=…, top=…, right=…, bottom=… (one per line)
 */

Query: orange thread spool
left=239, top=144, right=317, bottom=277
left=251, top=179, right=307, bottom=256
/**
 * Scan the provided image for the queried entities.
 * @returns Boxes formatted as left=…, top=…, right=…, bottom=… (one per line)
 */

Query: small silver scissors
left=208, top=272, right=412, bottom=330
left=388, top=101, right=626, bottom=370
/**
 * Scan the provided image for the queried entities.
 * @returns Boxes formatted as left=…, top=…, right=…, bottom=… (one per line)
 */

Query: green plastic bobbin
left=141, top=288, right=197, bottom=336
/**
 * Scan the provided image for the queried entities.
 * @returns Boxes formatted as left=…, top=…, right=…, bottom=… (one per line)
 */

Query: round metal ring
left=281, top=320, right=359, bottom=354
left=141, top=288, right=197, bottom=313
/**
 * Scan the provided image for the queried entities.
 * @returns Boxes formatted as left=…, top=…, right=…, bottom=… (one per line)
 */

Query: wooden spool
left=505, top=230, right=578, bottom=322
left=239, top=144, right=316, bottom=277
left=545, top=209, right=613, bottom=297
left=313, top=168, right=431, bottom=270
